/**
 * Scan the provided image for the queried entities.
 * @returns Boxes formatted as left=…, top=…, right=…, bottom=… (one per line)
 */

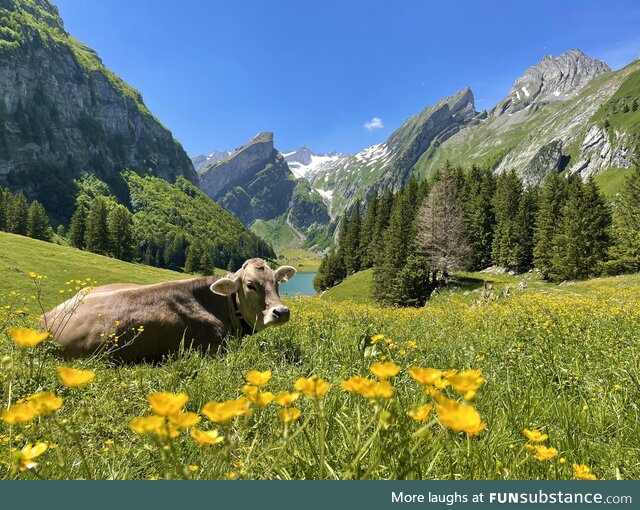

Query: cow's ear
left=210, top=277, right=240, bottom=296
left=275, top=265, right=297, bottom=283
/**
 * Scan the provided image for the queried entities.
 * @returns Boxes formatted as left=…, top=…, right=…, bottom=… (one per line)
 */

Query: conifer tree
left=27, top=200, right=52, bottom=241
left=199, top=248, right=215, bottom=276
left=7, top=192, right=29, bottom=235
left=512, top=187, right=539, bottom=272
left=68, top=205, right=87, bottom=249
left=464, top=166, right=496, bottom=270
left=606, top=155, right=640, bottom=273
left=533, top=172, right=568, bottom=277
left=184, top=242, right=201, bottom=274
left=108, top=204, right=135, bottom=261
left=84, top=197, right=110, bottom=255
left=342, top=201, right=362, bottom=275
left=416, top=168, right=471, bottom=278
left=370, top=190, right=394, bottom=266
left=359, top=191, right=379, bottom=269
left=0, top=188, right=7, bottom=231
left=492, top=170, right=523, bottom=269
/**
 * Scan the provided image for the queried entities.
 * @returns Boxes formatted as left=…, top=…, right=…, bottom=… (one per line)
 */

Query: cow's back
left=44, top=278, right=234, bottom=361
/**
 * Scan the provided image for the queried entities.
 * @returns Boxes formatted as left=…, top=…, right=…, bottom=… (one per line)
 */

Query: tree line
left=0, top=187, right=53, bottom=241
left=314, top=156, right=640, bottom=307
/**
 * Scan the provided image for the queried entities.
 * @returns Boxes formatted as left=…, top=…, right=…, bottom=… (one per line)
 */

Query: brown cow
left=42, top=258, right=296, bottom=362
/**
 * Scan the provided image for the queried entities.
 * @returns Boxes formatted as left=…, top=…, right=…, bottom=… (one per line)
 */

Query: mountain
left=303, top=50, right=639, bottom=217
left=191, top=150, right=232, bottom=171
left=283, top=146, right=343, bottom=179
left=197, top=132, right=331, bottom=247
left=0, top=0, right=197, bottom=223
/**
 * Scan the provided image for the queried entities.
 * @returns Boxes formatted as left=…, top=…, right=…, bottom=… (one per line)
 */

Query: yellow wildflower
left=370, top=334, right=384, bottom=344
left=370, top=361, right=401, bottom=379
left=434, top=393, right=485, bottom=436
left=341, top=377, right=394, bottom=400
left=294, top=376, right=330, bottom=399
left=188, top=465, right=199, bottom=473
left=447, top=369, right=485, bottom=394
left=408, top=404, right=433, bottom=422
left=10, top=328, right=48, bottom=348
left=531, top=445, right=558, bottom=461
left=274, top=391, right=299, bottom=407
left=523, top=428, right=548, bottom=442
left=148, top=392, right=189, bottom=416
left=57, top=367, right=96, bottom=387
left=190, top=428, right=224, bottom=446
left=201, top=397, right=251, bottom=423
left=278, top=407, right=301, bottom=424
left=12, top=442, right=48, bottom=472
left=28, top=392, right=63, bottom=415
left=245, top=370, right=272, bottom=387
left=1, top=402, right=39, bottom=424
left=573, top=463, right=597, bottom=480
left=168, top=411, right=201, bottom=430
left=409, top=367, right=448, bottom=388
left=129, top=415, right=165, bottom=436
left=242, top=385, right=275, bottom=406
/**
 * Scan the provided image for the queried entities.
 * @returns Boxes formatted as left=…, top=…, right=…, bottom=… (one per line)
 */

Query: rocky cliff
left=0, top=0, right=197, bottom=221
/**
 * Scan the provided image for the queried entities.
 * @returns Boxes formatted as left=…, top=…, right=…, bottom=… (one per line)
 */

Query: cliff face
left=0, top=0, right=196, bottom=221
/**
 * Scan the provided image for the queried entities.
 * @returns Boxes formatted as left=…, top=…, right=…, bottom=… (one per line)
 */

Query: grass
left=1, top=236, right=639, bottom=480
left=0, top=232, right=213, bottom=309
left=594, top=167, right=634, bottom=199
left=322, top=269, right=374, bottom=303
left=275, top=248, right=322, bottom=273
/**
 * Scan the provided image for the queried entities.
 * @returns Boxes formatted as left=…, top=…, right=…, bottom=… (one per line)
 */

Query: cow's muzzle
left=266, top=305, right=290, bottom=325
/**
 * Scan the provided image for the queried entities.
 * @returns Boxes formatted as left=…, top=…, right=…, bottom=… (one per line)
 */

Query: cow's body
left=42, top=259, right=296, bottom=362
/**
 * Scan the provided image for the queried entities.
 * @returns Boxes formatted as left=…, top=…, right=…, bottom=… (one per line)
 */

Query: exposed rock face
left=568, top=125, right=632, bottom=178
left=191, top=150, right=231, bottom=171
left=0, top=0, right=197, bottom=221
left=521, top=140, right=564, bottom=185
left=497, top=49, right=610, bottom=114
left=284, top=145, right=314, bottom=166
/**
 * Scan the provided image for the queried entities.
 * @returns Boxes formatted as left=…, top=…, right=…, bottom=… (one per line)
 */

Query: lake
left=280, top=271, right=317, bottom=297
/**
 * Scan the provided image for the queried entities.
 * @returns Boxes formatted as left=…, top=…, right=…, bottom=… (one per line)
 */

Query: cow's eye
left=247, top=282, right=256, bottom=291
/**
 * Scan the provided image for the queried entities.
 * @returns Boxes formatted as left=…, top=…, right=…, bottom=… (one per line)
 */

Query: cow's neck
left=232, top=294, right=255, bottom=336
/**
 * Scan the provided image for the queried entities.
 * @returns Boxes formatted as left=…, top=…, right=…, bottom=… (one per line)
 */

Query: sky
left=54, top=0, right=640, bottom=157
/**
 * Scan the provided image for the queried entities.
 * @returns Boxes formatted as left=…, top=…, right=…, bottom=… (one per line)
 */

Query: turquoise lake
left=280, top=271, right=317, bottom=297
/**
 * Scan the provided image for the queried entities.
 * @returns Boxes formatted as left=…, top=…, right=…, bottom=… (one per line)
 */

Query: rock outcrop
left=0, top=0, right=197, bottom=221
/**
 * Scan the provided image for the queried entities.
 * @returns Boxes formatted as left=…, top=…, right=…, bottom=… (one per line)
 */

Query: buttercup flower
left=242, top=385, right=275, bottom=406
left=447, top=370, right=485, bottom=394
left=201, top=397, right=252, bottom=423
left=190, top=428, right=224, bottom=446
left=148, top=392, right=189, bottom=416
left=409, top=367, right=448, bottom=389
left=13, top=442, right=48, bottom=472
left=523, top=428, right=548, bottom=442
left=408, top=404, right=433, bottom=422
left=129, top=415, right=165, bottom=435
left=245, top=370, right=272, bottom=387
left=370, top=361, right=401, bottom=379
left=169, top=411, right=201, bottom=430
left=341, top=377, right=394, bottom=400
left=530, top=445, right=558, bottom=461
left=274, top=391, right=299, bottom=406
left=58, top=367, right=96, bottom=387
left=278, top=407, right=301, bottom=424
left=573, top=463, right=597, bottom=480
left=294, top=376, right=330, bottom=399
left=10, top=328, right=48, bottom=348
left=434, top=393, right=485, bottom=436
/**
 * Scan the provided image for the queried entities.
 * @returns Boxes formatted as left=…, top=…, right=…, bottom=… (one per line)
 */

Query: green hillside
left=0, top=232, right=201, bottom=309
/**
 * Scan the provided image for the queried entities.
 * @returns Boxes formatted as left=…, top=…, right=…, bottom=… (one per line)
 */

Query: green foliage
left=84, top=197, right=110, bottom=255
left=7, top=191, right=28, bottom=235
left=533, top=173, right=568, bottom=277
left=464, top=166, right=496, bottom=270
left=491, top=170, right=524, bottom=270
left=108, top=204, right=134, bottom=262
left=68, top=205, right=87, bottom=249
left=26, top=199, right=51, bottom=241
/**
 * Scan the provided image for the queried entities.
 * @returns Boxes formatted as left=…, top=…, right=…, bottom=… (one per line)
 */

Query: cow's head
left=210, top=258, right=296, bottom=332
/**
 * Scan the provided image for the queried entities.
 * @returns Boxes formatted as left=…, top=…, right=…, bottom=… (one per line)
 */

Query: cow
left=41, top=258, right=296, bottom=362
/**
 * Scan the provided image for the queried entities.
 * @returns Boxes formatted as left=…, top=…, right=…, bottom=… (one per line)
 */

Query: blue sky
left=55, top=0, right=640, bottom=156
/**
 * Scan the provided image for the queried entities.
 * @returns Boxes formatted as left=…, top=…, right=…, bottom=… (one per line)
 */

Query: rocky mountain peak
left=284, top=145, right=314, bottom=165
left=437, top=86, right=476, bottom=120
left=509, top=49, right=610, bottom=105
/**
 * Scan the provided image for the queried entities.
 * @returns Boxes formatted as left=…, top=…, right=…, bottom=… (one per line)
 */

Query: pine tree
left=416, top=168, right=471, bottom=278
left=464, top=166, right=496, bottom=270
left=0, top=188, right=8, bottom=231
left=492, top=170, right=523, bottom=269
left=533, top=173, right=568, bottom=277
left=550, top=177, right=611, bottom=280
left=108, top=204, right=135, bottom=261
left=56, top=224, right=66, bottom=238
left=68, top=205, right=87, bottom=249
left=27, top=200, right=52, bottom=241
left=370, top=190, right=394, bottom=266
left=199, top=248, right=215, bottom=276
left=606, top=155, right=640, bottom=273
left=359, top=191, right=379, bottom=269
left=84, top=197, right=110, bottom=255
left=512, top=187, right=539, bottom=272
left=343, top=201, right=362, bottom=275
left=313, top=248, right=346, bottom=292
left=184, top=242, right=201, bottom=273
left=7, top=193, right=29, bottom=235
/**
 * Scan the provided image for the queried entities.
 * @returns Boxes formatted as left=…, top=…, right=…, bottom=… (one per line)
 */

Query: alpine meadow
left=1, top=0, right=640, bottom=483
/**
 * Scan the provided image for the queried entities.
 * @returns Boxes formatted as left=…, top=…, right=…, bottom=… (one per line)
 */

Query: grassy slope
left=322, top=268, right=374, bottom=303
left=0, top=232, right=194, bottom=309
left=1, top=235, right=640, bottom=480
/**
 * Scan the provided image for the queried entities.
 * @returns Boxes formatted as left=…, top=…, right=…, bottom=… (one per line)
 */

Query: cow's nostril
left=272, top=306, right=290, bottom=321
left=272, top=309, right=280, bottom=319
